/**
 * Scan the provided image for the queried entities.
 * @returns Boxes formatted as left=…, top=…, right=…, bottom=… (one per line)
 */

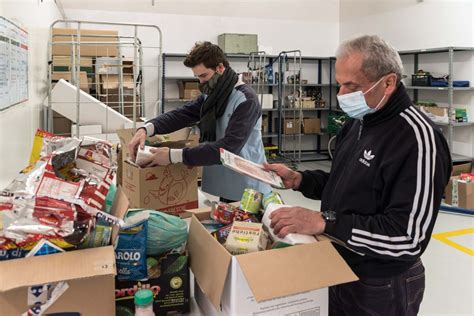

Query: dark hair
left=183, top=41, right=229, bottom=69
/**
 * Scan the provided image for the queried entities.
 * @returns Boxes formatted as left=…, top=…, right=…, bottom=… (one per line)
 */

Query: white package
left=262, top=203, right=318, bottom=245
left=135, top=145, right=155, bottom=167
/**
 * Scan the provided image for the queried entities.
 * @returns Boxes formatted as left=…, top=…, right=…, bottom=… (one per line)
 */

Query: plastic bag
left=126, top=209, right=187, bottom=256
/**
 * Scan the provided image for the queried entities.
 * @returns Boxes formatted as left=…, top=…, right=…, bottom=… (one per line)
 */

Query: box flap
left=236, top=240, right=358, bottom=302
left=188, top=214, right=231, bottom=311
left=452, top=163, right=472, bottom=176
left=0, top=246, right=115, bottom=292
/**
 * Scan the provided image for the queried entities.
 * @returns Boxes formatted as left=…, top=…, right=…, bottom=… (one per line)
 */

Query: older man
left=266, top=35, right=451, bottom=315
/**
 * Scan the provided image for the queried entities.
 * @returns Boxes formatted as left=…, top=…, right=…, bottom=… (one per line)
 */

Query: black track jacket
left=298, top=84, right=452, bottom=278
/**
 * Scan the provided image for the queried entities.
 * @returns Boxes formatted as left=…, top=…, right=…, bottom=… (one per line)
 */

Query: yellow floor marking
left=432, top=228, right=474, bottom=257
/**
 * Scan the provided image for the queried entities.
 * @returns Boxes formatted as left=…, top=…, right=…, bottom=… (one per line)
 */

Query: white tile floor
left=194, top=161, right=474, bottom=316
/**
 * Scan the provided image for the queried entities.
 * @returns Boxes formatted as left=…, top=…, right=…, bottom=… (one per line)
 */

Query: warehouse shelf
left=451, top=153, right=473, bottom=163
left=398, top=47, right=474, bottom=55
left=164, top=76, right=198, bottom=81
left=436, top=122, right=474, bottom=127
left=262, top=133, right=278, bottom=138
left=405, top=86, right=474, bottom=91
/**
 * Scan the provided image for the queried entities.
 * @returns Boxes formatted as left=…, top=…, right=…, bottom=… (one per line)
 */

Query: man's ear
left=216, top=63, right=225, bottom=74
left=385, top=73, right=398, bottom=95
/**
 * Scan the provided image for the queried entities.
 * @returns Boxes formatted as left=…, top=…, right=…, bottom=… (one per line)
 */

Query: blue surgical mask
left=337, top=76, right=386, bottom=120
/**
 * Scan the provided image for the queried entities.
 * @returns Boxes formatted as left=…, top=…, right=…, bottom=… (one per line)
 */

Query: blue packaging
left=115, top=212, right=148, bottom=280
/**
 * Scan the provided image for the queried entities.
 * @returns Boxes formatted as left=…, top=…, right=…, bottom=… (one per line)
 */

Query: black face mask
left=199, top=72, right=222, bottom=95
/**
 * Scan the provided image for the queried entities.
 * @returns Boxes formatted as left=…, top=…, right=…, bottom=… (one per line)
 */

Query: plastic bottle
left=134, top=289, right=155, bottom=316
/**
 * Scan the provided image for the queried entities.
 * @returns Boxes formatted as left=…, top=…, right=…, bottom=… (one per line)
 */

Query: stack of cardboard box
left=444, top=163, right=474, bottom=209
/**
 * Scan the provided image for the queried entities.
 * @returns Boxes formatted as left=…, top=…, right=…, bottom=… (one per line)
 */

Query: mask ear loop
left=363, top=75, right=386, bottom=96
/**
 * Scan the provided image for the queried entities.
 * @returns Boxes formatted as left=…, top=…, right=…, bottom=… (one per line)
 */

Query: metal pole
left=448, top=47, right=454, bottom=150
left=74, top=22, right=81, bottom=138
left=132, top=25, right=138, bottom=129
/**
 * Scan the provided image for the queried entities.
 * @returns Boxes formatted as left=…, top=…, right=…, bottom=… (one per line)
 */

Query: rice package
left=126, top=209, right=187, bottom=256
left=115, top=212, right=148, bottom=280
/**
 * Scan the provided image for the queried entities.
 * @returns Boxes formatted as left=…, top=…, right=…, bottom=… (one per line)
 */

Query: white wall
left=339, top=0, right=474, bottom=159
left=0, top=0, right=62, bottom=189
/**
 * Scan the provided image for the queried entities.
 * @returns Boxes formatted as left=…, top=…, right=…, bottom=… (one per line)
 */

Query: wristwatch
left=321, top=209, right=337, bottom=224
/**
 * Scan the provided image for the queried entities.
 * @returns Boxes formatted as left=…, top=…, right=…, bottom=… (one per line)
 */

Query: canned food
left=262, top=192, right=284, bottom=210
left=240, top=188, right=263, bottom=214
left=211, top=202, right=239, bottom=225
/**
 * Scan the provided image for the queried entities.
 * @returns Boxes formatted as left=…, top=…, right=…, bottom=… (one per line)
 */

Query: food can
left=262, top=192, right=284, bottom=210
left=240, top=188, right=263, bottom=214
left=211, top=202, right=238, bottom=225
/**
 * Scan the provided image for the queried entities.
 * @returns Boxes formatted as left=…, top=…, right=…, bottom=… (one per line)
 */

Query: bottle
left=134, top=289, right=155, bottom=316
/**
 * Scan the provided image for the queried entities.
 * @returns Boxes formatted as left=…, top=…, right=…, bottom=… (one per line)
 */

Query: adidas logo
left=364, top=150, right=375, bottom=161
left=359, top=150, right=375, bottom=167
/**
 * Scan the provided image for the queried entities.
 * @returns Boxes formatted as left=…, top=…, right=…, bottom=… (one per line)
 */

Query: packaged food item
left=240, top=188, right=263, bottom=214
left=126, top=209, right=187, bottom=256
left=262, top=191, right=284, bottom=210
left=224, top=221, right=268, bottom=255
left=116, top=212, right=149, bottom=280
left=262, top=203, right=317, bottom=245
left=147, top=257, right=161, bottom=279
left=200, top=219, right=225, bottom=233
left=210, top=202, right=240, bottom=225
left=211, top=224, right=232, bottom=244
left=233, top=209, right=259, bottom=223
left=79, top=224, right=112, bottom=248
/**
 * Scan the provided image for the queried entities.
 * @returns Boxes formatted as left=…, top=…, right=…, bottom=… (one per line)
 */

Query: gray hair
left=336, top=35, right=403, bottom=82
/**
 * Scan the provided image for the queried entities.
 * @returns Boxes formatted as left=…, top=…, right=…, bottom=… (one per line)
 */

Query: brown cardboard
left=284, top=118, right=300, bottom=135
left=458, top=181, right=474, bottom=209
left=122, top=161, right=198, bottom=214
left=52, top=28, right=119, bottom=57
left=52, top=71, right=89, bottom=92
left=53, top=55, right=93, bottom=68
left=187, top=210, right=358, bottom=310
left=452, top=163, right=472, bottom=176
left=237, top=241, right=357, bottom=302
left=420, top=106, right=447, bottom=117
left=187, top=214, right=232, bottom=310
left=177, top=80, right=201, bottom=100
left=98, top=94, right=142, bottom=118
left=303, top=117, right=321, bottom=134
left=110, top=186, right=130, bottom=243
left=116, top=128, right=192, bottom=163
left=0, top=246, right=116, bottom=315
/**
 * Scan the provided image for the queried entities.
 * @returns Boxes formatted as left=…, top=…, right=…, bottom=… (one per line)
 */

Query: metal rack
left=46, top=20, right=163, bottom=138
left=399, top=46, right=474, bottom=163
left=161, top=52, right=338, bottom=163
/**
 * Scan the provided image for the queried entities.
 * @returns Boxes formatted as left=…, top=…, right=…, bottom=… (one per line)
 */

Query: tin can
left=262, top=192, right=284, bottom=210
left=240, top=188, right=263, bottom=214
left=211, top=202, right=238, bottom=225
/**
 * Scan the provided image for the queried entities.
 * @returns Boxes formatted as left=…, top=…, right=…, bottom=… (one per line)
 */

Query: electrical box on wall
left=218, top=33, right=258, bottom=54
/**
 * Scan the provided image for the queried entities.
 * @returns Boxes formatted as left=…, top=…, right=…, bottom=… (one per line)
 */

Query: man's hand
left=128, top=128, right=147, bottom=161
left=141, top=147, right=171, bottom=167
left=270, top=207, right=325, bottom=238
left=264, top=163, right=302, bottom=190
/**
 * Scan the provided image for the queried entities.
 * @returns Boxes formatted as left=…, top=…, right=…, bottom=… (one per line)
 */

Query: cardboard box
left=187, top=210, right=358, bottom=315
left=115, top=253, right=190, bottom=315
left=52, top=28, right=119, bottom=57
left=444, top=163, right=472, bottom=203
left=258, top=94, right=274, bottom=109
left=261, top=114, right=269, bottom=134
left=218, top=33, right=258, bottom=54
left=98, top=94, right=142, bottom=119
left=303, top=118, right=321, bottom=134
left=52, top=71, right=90, bottom=92
left=52, top=56, right=94, bottom=75
left=98, top=74, right=135, bottom=95
left=177, top=81, right=201, bottom=100
left=283, top=118, right=300, bottom=135
left=445, top=175, right=474, bottom=209
left=0, top=246, right=116, bottom=315
left=301, top=97, right=315, bottom=108
left=117, top=128, right=198, bottom=214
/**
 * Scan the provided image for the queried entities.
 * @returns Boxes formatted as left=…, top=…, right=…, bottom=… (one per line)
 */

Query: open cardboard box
left=0, top=187, right=133, bottom=315
left=117, top=128, right=198, bottom=214
left=187, top=209, right=358, bottom=315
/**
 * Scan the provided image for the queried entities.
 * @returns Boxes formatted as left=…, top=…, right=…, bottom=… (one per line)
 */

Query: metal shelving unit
left=399, top=46, right=474, bottom=163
